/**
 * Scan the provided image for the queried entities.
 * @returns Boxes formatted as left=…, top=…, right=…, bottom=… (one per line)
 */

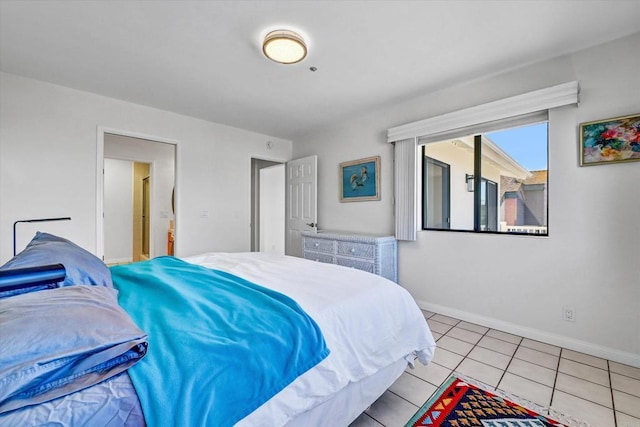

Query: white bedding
left=183, top=252, right=436, bottom=426
left=1, top=252, right=435, bottom=427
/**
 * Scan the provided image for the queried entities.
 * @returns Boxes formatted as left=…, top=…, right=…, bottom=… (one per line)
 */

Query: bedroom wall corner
left=0, top=71, right=293, bottom=264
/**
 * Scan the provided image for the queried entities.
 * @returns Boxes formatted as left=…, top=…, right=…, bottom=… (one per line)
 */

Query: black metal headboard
left=13, top=217, right=71, bottom=256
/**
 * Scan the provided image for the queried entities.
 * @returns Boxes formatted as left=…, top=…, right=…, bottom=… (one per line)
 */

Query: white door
left=285, top=155, right=317, bottom=257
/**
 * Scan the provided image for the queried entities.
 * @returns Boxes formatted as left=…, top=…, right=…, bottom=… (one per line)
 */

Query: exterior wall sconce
left=465, top=174, right=474, bottom=192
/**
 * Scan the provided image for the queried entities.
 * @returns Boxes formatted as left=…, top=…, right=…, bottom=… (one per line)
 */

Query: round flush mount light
left=262, top=29, right=307, bottom=64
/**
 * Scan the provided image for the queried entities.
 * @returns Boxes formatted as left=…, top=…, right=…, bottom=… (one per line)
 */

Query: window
left=389, top=82, right=577, bottom=241
left=421, top=121, right=548, bottom=235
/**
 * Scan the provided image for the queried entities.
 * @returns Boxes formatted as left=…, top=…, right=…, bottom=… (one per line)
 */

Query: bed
left=0, top=232, right=436, bottom=426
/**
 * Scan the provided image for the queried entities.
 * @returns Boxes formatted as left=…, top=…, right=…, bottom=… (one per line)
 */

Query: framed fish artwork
left=339, top=156, right=380, bottom=202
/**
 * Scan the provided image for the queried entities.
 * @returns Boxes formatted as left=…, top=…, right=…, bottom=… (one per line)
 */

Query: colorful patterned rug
left=406, top=374, right=590, bottom=427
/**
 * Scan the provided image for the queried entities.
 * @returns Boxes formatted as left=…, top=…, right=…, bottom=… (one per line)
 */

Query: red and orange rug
left=406, top=375, right=587, bottom=427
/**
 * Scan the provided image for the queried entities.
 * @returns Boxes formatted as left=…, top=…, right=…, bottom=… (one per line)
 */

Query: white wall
left=0, top=72, right=292, bottom=262
left=259, top=164, right=285, bottom=254
left=292, top=33, right=640, bottom=366
left=104, top=158, right=133, bottom=263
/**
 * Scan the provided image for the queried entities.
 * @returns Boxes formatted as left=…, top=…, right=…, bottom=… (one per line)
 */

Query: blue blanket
left=111, top=257, right=329, bottom=427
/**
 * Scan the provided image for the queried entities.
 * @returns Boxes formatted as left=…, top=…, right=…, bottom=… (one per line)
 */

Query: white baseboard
left=104, top=257, right=132, bottom=265
left=417, top=299, right=640, bottom=369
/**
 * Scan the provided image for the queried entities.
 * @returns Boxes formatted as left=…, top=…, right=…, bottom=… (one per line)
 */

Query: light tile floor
left=350, top=311, right=640, bottom=427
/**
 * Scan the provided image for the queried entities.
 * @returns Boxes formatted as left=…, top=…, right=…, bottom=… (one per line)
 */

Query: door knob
left=306, top=222, right=317, bottom=228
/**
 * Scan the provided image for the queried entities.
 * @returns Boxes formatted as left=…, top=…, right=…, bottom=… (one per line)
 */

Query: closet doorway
left=98, top=129, right=177, bottom=263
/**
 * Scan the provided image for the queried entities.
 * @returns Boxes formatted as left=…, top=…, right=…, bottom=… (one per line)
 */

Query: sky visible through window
left=486, top=122, right=548, bottom=171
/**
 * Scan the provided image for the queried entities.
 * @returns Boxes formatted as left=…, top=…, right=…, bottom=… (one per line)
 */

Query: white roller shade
left=417, top=111, right=548, bottom=145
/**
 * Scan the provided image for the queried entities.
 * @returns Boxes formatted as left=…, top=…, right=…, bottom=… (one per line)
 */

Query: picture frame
left=339, top=156, right=380, bottom=202
left=579, top=113, right=640, bottom=166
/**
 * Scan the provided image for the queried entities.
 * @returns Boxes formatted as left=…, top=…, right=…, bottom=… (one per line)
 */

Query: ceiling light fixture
left=262, top=29, right=307, bottom=64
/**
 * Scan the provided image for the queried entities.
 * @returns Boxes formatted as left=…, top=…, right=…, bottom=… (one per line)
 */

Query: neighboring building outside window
left=500, top=170, right=547, bottom=234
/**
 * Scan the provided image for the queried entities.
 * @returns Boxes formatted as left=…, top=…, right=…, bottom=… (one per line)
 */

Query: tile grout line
left=470, top=328, right=503, bottom=391
left=366, top=387, right=416, bottom=427
left=549, top=347, right=562, bottom=410
left=553, top=348, right=621, bottom=419
left=360, top=413, right=383, bottom=427
left=558, top=365, right=613, bottom=388
left=608, top=359, right=618, bottom=427
left=495, top=337, right=520, bottom=395
left=450, top=323, right=487, bottom=381
left=609, top=366, right=640, bottom=383
left=508, top=346, right=620, bottom=398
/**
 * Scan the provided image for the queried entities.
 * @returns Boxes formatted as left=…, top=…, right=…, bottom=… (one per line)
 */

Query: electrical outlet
left=562, top=306, right=576, bottom=322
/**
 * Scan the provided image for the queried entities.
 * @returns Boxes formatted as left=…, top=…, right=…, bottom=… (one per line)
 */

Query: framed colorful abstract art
left=339, top=156, right=380, bottom=202
left=579, top=113, right=640, bottom=166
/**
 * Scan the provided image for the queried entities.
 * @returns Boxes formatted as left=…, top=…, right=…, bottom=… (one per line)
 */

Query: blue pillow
left=0, top=286, right=148, bottom=414
left=0, top=232, right=112, bottom=288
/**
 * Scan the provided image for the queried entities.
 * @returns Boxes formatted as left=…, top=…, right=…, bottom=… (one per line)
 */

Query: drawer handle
left=314, top=243, right=319, bottom=248
left=350, top=248, right=356, bottom=253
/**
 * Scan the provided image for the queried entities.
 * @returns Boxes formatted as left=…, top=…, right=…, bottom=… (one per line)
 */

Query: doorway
left=251, top=155, right=317, bottom=257
left=251, top=158, right=284, bottom=254
left=103, top=160, right=152, bottom=264
left=98, top=129, right=177, bottom=261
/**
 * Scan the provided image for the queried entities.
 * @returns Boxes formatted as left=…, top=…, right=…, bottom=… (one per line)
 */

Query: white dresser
left=301, top=231, right=398, bottom=283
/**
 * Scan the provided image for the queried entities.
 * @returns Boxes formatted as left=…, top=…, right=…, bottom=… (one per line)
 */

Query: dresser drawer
left=303, top=251, right=335, bottom=264
left=301, top=231, right=397, bottom=283
left=304, top=238, right=334, bottom=254
left=336, top=257, right=375, bottom=273
left=336, top=241, right=375, bottom=260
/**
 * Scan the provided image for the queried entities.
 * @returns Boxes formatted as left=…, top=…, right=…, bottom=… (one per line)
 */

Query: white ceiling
left=1, top=1, right=639, bottom=140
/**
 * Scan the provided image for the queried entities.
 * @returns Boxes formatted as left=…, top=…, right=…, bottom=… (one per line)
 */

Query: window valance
left=387, top=81, right=579, bottom=143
